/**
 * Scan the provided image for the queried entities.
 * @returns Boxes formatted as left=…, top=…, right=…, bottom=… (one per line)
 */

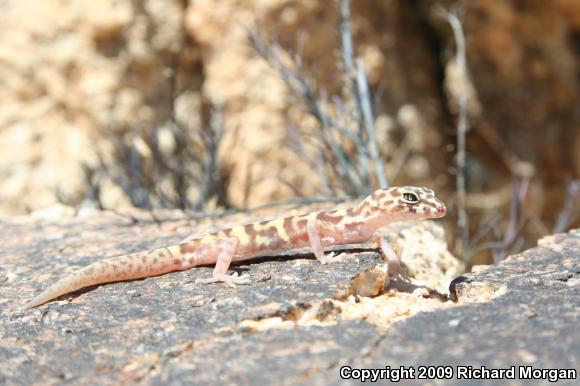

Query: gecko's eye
left=401, top=192, right=419, bottom=204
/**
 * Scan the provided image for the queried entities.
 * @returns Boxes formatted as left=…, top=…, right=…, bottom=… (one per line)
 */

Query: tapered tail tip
left=22, top=300, right=40, bottom=310
left=22, top=294, right=49, bottom=309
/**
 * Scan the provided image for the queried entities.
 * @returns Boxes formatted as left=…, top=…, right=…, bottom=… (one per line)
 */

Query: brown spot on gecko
left=391, top=204, right=404, bottom=213
left=347, top=220, right=363, bottom=231
left=295, top=218, right=307, bottom=230
left=290, top=217, right=310, bottom=243
left=372, top=191, right=387, bottom=200
left=213, top=230, right=228, bottom=240
left=259, top=226, right=278, bottom=239
left=243, top=223, right=257, bottom=237
left=358, top=201, right=373, bottom=212
left=422, top=200, right=438, bottom=209
left=344, top=207, right=360, bottom=218
left=243, top=223, right=258, bottom=246
left=357, top=201, right=374, bottom=216
left=318, top=211, right=343, bottom=224
left=283, top=217, right=295, bottom=239
left=181, top=241, right=202, bottom=255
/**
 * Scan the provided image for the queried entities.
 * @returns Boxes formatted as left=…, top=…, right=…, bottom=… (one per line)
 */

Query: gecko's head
left=364, top=186, right=446, bottom=221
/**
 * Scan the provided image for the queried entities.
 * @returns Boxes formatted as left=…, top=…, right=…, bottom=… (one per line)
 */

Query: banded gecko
left=25, top=186, right=446, bottom=308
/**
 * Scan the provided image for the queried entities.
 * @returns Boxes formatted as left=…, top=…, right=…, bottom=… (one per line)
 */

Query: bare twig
left=251, top=30, right=365, bottom=196
left=356, top=59, right=388, bottom=188
left=95, top=93, right=228, bottom=213
left=340, top=0, right=387, bottom=188
left=339, top=0, right=363, bottom=136
left=553, top=180, right=580, bottom=233
left=250, top=0, right=389, bottom=197
left=439, top=7, right=469, bottom=256
left=196, top=100, right=226, bottom=209
left=465, top=177, right=567, bottom=263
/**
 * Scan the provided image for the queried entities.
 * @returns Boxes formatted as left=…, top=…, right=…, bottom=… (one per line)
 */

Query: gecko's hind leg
left=194, top=238, right=251, bottom=287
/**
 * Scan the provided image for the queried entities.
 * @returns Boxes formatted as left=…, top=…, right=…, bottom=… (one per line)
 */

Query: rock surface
left=1, top=210, right=577, bottom=385
left=1, top=208, right=457, bottom=385
left=329, top=229, right=579, bottom=385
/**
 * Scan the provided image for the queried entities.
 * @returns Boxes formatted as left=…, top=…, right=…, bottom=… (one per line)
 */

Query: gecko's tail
left=23, top=245, right=183, bottom=309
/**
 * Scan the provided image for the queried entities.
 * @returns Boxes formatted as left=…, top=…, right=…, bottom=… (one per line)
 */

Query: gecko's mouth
left=434, top=203, right=447, bottom=217
left=426, top=202, right=446, bottom=218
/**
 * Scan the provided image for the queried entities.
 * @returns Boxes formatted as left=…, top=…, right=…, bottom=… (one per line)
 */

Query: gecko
left=24, top=186, right=446, bottom=308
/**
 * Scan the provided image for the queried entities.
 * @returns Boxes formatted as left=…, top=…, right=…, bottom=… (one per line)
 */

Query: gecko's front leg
left=306, top=216, right=339, bottom=264
left=371, top=234, right=408, bottom=280
left=194, top=237, right=251, bottom=287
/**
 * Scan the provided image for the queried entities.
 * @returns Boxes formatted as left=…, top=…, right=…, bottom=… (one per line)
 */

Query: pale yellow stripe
left=270, top=218, right=289, bottom=242
left=229, top=226, right=251, bottom=245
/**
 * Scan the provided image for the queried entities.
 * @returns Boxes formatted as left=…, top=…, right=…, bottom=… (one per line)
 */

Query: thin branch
left=440, top=7, right=469, bottom=256
left=356, top=59, right=389, bottom=188
left=340, top=0, right=370, bottom=190
left=340, top=0, right=364, bottom=139
left=553, top=180, right=580, bottom=233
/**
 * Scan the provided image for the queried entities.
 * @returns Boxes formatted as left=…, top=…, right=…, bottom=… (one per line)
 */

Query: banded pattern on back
left=185, top=215, right=315, bottom=256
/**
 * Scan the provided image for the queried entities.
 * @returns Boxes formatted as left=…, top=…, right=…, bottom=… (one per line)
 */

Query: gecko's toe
left=321, top=252, right=347, bottom=265
left=235, top=274, right=252, bottom=285
left=226, top=272, right=251, bottom=286
left=225, top=280, right=237, bottom=288
left=387, top=262, right=410, bottom=281
left=195, top=272, right=252, bottom=287
left=318, top=252, right=335, bottom=265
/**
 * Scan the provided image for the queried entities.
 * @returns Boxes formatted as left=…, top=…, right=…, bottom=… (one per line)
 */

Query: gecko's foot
left=319, top=252, right=347, bottom=265
left=195, top=272, right=252, bottom=288
left=388, top=260, right=410, bottom=281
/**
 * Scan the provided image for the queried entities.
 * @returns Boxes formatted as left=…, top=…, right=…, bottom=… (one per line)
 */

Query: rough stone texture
left=0, top=0, right=578, bottom=221
left=0, top=208, right=458, bottom=385
left=1, top=209, right=578, bottom=385
left=315, top=229, right=580, bottom=385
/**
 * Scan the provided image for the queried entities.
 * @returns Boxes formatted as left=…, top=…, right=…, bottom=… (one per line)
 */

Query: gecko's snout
left=435, top=202, right=447, bottom=217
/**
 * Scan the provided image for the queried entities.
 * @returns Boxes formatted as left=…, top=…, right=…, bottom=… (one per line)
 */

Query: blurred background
left=0, top=0, right=578, bottom=265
